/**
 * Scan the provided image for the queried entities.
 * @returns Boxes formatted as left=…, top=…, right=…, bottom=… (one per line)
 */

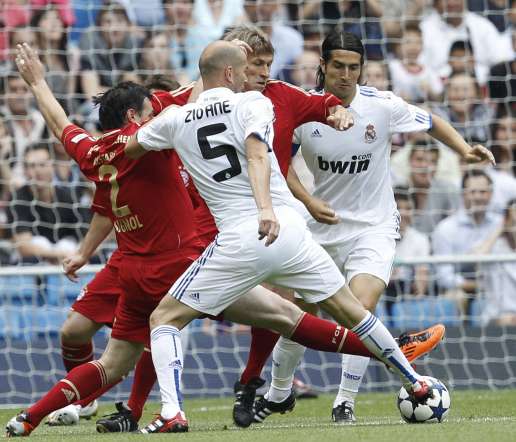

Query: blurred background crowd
left=0, top=0, right=515, bottom=327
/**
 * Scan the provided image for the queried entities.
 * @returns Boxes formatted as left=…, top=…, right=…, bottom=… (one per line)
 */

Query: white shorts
left=325, top=224, right=398, bottom=286
left=168, top=206, right=346, bottom=315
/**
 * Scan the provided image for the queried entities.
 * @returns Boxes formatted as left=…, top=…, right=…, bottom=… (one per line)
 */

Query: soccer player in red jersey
left=43, top=81, right=204, bottom=431
left=6, top=43, right=204, bottom=437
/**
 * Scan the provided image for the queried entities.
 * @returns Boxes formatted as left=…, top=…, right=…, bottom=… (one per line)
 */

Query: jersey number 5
left=197, top=123, right=241, bottom=182
left=98, top=164, right=131, bottom=218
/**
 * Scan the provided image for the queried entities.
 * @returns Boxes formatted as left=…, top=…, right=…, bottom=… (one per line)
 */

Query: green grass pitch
left=1, top=390, right=516, bottom=441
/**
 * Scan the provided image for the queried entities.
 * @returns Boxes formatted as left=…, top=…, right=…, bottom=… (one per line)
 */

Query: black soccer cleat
left=253, top=391, right=296, bottom=424
left=331, top=401, right=356, bottom=423
left=233, top=377, right=266, bottom=428
left=95, top=402, right=138, bottom=433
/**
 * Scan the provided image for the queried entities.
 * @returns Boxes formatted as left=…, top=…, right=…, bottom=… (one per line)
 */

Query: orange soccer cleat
left=397, top=324, right=446, bottom=362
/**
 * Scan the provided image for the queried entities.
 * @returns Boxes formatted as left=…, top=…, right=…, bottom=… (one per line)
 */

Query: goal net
left=0, top=254, right=515, bottom=406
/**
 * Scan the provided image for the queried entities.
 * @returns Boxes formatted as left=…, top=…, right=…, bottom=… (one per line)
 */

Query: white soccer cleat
left=78, top=400, right=98, bottom=419
left=46, top=404, right=80, bottom=426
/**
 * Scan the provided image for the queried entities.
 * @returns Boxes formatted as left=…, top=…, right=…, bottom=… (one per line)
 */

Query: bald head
left=199, top=41, right=247, bottom=89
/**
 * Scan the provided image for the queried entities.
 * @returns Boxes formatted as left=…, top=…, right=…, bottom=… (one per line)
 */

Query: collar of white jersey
left=198, top=87, right=234, bottom=102
left=317, top=85, right=368, bottom=117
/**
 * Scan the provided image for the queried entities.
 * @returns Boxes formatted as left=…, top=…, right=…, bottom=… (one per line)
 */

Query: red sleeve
left=150, top=83, right=194, bottom=115
left=279, top=82, right=341, bottom=127
left=91, top=187, right=111, bottom=217
left=61, top=124, right=96, bottom=166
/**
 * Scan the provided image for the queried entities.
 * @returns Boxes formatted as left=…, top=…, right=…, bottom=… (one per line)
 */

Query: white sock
left=150, top=325, right=184, bottom=419
left=351, top=312, right=420, bottom=387
left=334, top=355, right=370, bottom=409
left=267, top=337, right=306, bottom=403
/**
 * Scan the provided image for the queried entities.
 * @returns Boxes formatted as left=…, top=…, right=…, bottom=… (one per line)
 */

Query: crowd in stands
left=0, top=0, right=515, bottom=326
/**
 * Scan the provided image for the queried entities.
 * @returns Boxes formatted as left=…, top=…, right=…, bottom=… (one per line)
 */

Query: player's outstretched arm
left=125, top=135, right=148, bottom=159
left=429, top=113, right=495, bottom=165
left=246, top=135, right=279, bottom=247
left=62, top=213, right=113, bottom=282
left=287, top=165, right=339, bottom=225
left=14, top=43, right=72, bottom=141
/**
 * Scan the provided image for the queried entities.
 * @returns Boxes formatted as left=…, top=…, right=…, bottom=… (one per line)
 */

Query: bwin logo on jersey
left=318, top=154, right=371, bottom=174
left=311, top=128, right=322, bottom=138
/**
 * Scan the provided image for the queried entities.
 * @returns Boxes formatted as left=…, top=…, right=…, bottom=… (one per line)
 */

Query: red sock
left=27, top=361, right=109, bottom=427
left=127, top=350, right=156, bottom=421
left=290, top=314, right=374, bottom=358
left=240, top=327, right=279, bottom=385
left=75, top=379, right=122, bottom=408
left=61, top=340, right=94, bottom=372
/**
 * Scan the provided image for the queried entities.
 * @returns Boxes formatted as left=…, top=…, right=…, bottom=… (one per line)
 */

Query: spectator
left=300, top=0, right=385, bottom=59
left=486, top=105, right=516, bottom=214
left=193, top=0, right=245, bottom=42
left=0, top=74, right=47, bottom=187
left=381, top=0, right=429, bottom=41
left=435, top=71, right=493, bottom=144
left=0, top=114, right=14, bottom=263
left=386, top=186, right=430, bottom=304
left=117, top=0, right=165, bottom=27
left=1, top=25, right=38, bottom=75
left=390, top=133, right=462, bottom=187
left=282, top=49, right=320, bottom=90
left=6, top=143, right=90, bottom=264
left=477, top=199, right=516, bottom=326
left=488, top=59, right=516, bottom=109
left=468, top=0, right=512, bottom=33
left=432, top=169, right=502, bottom=314
left=30, top=6, right=77, bottom=113
left=162, top=0, right=212, bottom=81
left=388, top=22, right=443, bottom=102
left=363, top=59, right=390, bottom=90
left=137, top=31, right=178, bottom=85
left=78, top=3, right=142, bottom=99
left=243, top=0, right=303, bottom=78
left=445, top=40, right=476, bottom=79
left=420, top=0, right=512, bottom=85
left=395, top=140, right=461, bottom=234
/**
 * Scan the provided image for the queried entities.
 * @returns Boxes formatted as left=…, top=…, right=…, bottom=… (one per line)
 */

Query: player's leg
left=6, top=338, right=143, bottom=436
left=46, top=311, right=103, bottom=426
left=332, top=273, right=384, bottom=422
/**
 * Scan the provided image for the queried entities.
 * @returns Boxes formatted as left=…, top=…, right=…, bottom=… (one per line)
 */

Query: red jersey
left=262, top=80, right=341, bottom=176
left=61, top=122, right=199, bottom=258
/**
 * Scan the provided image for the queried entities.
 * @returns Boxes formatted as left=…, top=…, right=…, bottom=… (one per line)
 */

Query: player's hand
left=327, top=105, right=354, bottom=131
left=306, top=197, right=340, bottom=225
left=230, top=39, right=253, bottom=57
left=258, top=208, right=280, bottom=247
left=62, top=253, right=88, bottom=282
left=15, top=43, right=45, bottom=86
left=463, top=144, right=495, bottom=166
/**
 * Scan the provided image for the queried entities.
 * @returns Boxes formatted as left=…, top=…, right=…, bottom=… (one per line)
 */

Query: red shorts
left=111, top=247, right=202, bottom=346
left=71, top=261, right=120, bottom=326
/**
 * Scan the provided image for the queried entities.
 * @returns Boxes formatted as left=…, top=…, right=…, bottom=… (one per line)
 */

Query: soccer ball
left=397, top=376, right=451, bottom=423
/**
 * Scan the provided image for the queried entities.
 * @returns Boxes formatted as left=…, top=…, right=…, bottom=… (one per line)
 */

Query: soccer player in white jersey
left=270, top=30, right=495, bottom=423
left=124, top=40, right=434, bottom=434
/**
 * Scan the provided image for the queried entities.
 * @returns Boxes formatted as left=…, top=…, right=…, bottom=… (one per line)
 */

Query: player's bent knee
left=60, top=312, right=100, bottom=344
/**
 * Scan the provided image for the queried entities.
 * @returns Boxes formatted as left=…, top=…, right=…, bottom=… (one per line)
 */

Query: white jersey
left=294, top=85, right=432, bottom=245
left=137, top=87, right=295, bottom=230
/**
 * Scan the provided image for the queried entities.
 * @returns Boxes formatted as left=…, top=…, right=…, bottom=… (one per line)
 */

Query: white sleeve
left=388, top=92, right=432, bottom=133
left=136, top=107, right=178, bottom=151
left=240, top=93, right=275, bottom=149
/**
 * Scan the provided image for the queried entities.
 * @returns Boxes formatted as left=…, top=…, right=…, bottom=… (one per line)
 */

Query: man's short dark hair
left=143, top=74, right=180, bottom=92
left=24, top=142, right=51, bottom=158
left=449, top=40, right=474, bottom=56
left=461, top=169, right=493, bottom=190
left=93, top=81, right=151, bottom=131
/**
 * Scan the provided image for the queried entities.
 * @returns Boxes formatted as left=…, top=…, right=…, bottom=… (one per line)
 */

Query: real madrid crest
left=364, top=124, right=377, bottom=143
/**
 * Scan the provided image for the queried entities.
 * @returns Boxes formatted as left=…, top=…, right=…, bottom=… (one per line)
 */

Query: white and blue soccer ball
left=397, top=376, right=451, bottom=423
